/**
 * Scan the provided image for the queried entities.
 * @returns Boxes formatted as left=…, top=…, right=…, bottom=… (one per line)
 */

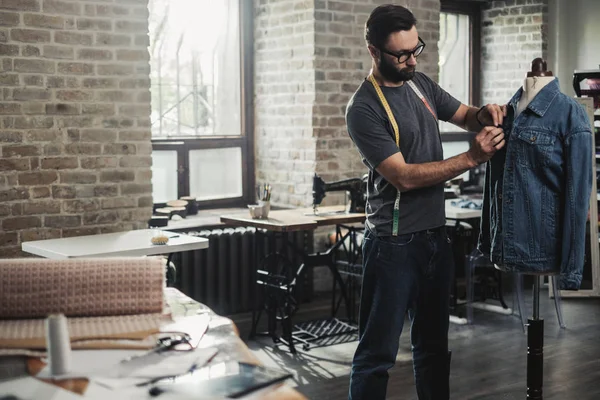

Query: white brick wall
left=0, top=0, right=152, bottom=257
left=481, top=0, right=548, bottom=104
left=254, top=0, right=316, bottom=208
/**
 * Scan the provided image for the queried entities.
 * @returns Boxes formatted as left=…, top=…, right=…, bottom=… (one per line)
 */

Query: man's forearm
left=464, top=106, right=485, bottom=132
left=396, top=152, right=477, bottom=191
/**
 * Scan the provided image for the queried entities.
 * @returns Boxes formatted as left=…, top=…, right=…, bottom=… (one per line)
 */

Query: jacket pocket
left=512, top=128, right=557, bottom=168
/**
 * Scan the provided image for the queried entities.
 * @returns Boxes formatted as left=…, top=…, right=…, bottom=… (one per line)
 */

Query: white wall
left=548, top=0, right=600, bottom=97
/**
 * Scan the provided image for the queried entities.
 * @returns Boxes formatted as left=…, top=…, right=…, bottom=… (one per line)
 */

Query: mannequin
left=494, top=58, right=559, bottom=276
left=515, top=58, right=556, bottom=117
left=493, top=58, right=561, bottom=400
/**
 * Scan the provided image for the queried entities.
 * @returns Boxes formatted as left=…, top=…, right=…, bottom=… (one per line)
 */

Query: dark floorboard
left=231, top=287, right=600, bottom=400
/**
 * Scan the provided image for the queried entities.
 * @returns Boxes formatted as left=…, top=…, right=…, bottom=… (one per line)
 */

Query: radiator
left=171, top=227, right=314, bottom=316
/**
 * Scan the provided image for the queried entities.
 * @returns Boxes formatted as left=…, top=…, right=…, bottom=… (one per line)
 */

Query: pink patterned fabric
left=0, top=257, right=165, bottom=318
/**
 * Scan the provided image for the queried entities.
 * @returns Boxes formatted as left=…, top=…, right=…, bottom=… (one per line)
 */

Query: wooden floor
left=232, top=287, right=600, bottom=400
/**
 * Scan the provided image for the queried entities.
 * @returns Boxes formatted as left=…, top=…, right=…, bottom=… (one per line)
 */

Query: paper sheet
left=36, top=347, right=218, bottom=389
left=35, top=314, right=214, bottom=389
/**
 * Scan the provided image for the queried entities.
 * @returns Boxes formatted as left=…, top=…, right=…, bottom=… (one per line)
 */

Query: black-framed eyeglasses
left=379, top=37, right=426, bottom=64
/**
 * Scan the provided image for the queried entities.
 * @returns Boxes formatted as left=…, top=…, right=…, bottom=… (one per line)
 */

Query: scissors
left=154, top=333, right=193, bottom=352
left=120, top=333, right=194, bottom=365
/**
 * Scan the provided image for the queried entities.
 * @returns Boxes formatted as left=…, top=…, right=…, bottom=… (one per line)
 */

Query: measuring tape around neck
left=367, top=74, right=402, bottom=236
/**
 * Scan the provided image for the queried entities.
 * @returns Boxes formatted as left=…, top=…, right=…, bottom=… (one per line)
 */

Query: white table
left=445, top=199, right=482, bottom=220
left=21, top=229, right=209, bottom=259
left=0, top=289, right=303, bottom=400
left=445, top=199, right=514, bottom=321
left=444, top=199, right=487, bottom=325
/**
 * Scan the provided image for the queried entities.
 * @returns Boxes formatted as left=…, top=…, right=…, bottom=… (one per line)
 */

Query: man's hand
left=478, top=104, right=508, bottom=127
left=466, top=126, right=505, bottom=166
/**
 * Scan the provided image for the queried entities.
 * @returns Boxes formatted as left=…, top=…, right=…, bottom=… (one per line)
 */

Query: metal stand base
left=527, top=276, right=543, bottom=400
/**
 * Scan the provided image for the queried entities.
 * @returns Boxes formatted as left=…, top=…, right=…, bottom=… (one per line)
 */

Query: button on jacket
left=478, top=78, right=593, bottom=290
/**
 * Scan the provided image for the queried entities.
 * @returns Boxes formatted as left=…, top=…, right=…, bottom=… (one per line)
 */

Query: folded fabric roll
left=0, top=257, right=165, bottom=319
left=0, top=313, right=168, bottom=350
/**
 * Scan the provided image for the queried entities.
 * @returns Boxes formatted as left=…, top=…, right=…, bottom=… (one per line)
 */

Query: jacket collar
left=508, top=77, right=560, bottom=117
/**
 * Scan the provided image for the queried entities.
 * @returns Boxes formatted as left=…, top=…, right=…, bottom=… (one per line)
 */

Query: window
left=438, top=1, right=482, bottom=135
left=149, top=0, right=254, bottom=207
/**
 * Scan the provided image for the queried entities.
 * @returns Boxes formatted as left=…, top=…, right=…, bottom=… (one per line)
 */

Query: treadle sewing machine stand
left=248, top=227, right=359, bottom=354
left=221, top=175, right=367, bottom=354
left=331, top=223, right=364, bottom=324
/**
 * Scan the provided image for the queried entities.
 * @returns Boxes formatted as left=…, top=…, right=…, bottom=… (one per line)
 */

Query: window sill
left=164, top=207, right=246, bottom=231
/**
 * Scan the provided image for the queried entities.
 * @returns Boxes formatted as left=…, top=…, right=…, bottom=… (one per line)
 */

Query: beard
left=378, top=54, right=415, bottom=83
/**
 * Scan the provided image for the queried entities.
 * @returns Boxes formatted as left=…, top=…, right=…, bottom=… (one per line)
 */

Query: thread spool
left=45, top=314, right=72, bottom=376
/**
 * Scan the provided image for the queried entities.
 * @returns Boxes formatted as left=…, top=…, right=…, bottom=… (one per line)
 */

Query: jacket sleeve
left=560, top=126, right=593, bottom=290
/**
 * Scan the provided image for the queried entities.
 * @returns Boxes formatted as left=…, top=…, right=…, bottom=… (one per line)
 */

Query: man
left=346, top=5, right=506, bottom=400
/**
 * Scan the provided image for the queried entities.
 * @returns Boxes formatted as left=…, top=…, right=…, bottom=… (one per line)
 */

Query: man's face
left=373, top=26, right=421, bottom=83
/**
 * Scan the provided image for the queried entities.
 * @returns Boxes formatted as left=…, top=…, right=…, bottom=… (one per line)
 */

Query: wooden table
left=21, top=229, right=209, bottom=259
left=0, top=288, right=305, bottom=400
left=220, top=205, right=366, bottom=232
left=222, top=203, right=480, bottom=229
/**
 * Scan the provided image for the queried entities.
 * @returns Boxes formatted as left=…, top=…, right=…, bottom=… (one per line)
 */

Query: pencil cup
left=45, top=314, right=72, bottom=376
left=258, top=200, right=270, bottom=218
left=248, top=200, right=270, bottom=219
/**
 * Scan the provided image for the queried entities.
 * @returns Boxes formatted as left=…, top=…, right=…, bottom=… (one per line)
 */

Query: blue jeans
left=348, top=226, right=454, bottom=400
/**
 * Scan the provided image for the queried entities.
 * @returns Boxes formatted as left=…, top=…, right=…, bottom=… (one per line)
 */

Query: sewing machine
left=312, top=173, right=367, bottom=215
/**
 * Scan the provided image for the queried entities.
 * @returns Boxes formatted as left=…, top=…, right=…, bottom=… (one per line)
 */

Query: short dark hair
left=365, top=4, right=417, bottom=49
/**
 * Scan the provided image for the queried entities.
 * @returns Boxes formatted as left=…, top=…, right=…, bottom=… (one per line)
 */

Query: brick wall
left=0, top=0, right=152, bottom=258
left=255, top=0, right=441, bottom=208
left=254, top=0, right=316, bottom=207
left=481, top=0, right=548, bottom=104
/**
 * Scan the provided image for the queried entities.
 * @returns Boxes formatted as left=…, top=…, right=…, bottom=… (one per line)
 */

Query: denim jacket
left=477, top=78, right=593, bottom=290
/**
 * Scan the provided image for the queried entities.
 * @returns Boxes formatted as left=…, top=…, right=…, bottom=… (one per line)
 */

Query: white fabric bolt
left=45, top=314, right=72, bottom=376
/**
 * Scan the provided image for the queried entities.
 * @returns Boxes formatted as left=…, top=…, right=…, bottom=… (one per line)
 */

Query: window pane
left=439, top=12, right=470, bottom=133
left=151, top=150, right=178, bottom=203
left=189, top=148, right=243, bottom=201
left=149, top=0, right=241, bottom=138
left=442, top=142, right=470, bottom=181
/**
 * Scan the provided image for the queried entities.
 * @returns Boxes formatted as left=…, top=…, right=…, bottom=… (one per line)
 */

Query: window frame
left=150, top=0, right=255, bottom=209
left=439, top=0, right=482, bottom=142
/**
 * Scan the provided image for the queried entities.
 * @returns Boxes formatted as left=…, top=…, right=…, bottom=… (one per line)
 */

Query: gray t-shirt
left=346, top=72, right=461, bottom=236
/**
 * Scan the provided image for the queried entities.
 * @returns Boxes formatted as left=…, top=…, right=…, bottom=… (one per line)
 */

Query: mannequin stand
left=527, top=275, right=543, bottom=399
